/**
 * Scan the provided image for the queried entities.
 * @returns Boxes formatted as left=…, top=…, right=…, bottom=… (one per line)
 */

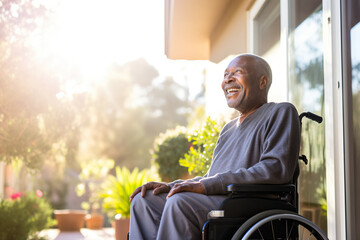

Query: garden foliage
left=99, top=166, right=159, bottom=219
left=0, top=191, right=55, bottom=240
left=152, top=127, right=190, bottom=181
left=75, top=158, right=114, bottom=212
left=179, top=117, right=224, bottom=176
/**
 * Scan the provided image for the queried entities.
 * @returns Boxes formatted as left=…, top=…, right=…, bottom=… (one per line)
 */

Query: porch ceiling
left=164, top=0, right=231, bottom=60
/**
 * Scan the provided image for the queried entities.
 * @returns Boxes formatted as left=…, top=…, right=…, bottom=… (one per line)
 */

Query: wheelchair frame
left=202, top=112, right=328, bottom=240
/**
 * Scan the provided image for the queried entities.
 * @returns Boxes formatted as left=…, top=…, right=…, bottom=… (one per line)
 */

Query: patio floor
left=39, top=228, right=115, bottom=240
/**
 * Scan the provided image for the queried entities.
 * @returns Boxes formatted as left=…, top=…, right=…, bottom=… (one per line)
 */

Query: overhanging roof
left=164, top=0, right=232, bottom=60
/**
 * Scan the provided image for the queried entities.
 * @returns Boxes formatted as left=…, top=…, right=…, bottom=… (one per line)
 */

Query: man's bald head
left=232, top=54, right=272, bottom=94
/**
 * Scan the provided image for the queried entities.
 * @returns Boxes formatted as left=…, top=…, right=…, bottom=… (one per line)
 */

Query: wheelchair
left=202, top=112, right=328, bottom=240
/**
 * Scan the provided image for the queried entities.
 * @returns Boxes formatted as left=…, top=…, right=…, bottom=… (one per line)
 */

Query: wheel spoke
left=288, top=220, right=295, bottom=238
left=257, top=228, right=264, bottom=239
left=307, top=230, right=314, bottom=240
left=285, top=219, right=289, bottom=240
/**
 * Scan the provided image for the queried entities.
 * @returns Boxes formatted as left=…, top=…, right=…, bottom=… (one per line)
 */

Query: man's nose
left=224, top=72, right=234, bottom=83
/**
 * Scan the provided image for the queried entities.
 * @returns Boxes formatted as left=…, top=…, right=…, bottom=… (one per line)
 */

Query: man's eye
left=235, top=69, right=242, bottom=73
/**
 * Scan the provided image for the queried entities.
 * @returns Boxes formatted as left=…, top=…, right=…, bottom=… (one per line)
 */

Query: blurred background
left=0, top=0, right=210, bottom=212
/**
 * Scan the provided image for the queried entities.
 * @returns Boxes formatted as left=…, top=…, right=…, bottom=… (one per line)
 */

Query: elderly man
left=129, top=54, right=300, bottom=240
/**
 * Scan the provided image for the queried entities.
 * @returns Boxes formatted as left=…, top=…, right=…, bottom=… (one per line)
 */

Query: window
left=251, top=0, right=283, bottom=103
left=288, top=0, right=327, bottom=233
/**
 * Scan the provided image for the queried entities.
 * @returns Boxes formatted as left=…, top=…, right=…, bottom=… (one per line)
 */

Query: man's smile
left=225, top=86, right=241, bottom=96
left=226, top=88, right=240, bottom=94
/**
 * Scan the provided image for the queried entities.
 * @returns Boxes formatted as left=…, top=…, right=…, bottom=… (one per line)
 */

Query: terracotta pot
left=86, top=213, right=104, bottom=229
left=114, top=218, right=130, bottom=240
left=54, top=210, right=87, bottom=232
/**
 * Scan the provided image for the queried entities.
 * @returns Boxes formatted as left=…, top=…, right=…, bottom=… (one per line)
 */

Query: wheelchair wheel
left=231, top=209, right=328, bottom=240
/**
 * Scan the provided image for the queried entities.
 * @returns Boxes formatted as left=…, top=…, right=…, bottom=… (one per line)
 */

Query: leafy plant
left=152, top=127, right=190, bottom=181
left=99, top=166, right=159, bottom=219
left=0, top=190, right=55, bottom=240
left=75, top=158, right=114, bottom=212
left=179, top=117, right=224, bottom=176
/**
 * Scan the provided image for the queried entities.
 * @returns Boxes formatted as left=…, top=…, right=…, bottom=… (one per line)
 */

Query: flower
left=11, top=192, right=21, bottom=200
left=36, top=189, right=43, bottom=198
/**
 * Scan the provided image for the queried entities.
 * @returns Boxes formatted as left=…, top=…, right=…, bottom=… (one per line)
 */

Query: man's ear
left=259, top=75, right=268, bottom=90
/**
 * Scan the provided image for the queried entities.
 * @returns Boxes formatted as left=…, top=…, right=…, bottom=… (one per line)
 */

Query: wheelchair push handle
left=299, top=112, right=323, bottom=124
left=298, top=112, right=323, bottom=165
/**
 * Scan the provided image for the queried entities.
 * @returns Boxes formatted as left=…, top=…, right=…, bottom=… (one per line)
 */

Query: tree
left=146, top=77, right=190, bottom=133
left=0, top=0, right=71, bottom=169
left=0, top=1, right=199, bottom=210
left=79, top=59, right=192, bottom=169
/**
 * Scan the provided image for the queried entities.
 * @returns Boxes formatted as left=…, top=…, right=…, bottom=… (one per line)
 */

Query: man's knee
left=130, top=191, right=142, bottom=210
left=164, top=192, right=199, bottom=213
left=131, top=190, right=167, bottom=216
left=131, top=190, right=154, bottom=210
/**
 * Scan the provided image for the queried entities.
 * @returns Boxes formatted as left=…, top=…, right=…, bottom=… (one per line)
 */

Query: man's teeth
left=227, top=88, right=239, bottom=93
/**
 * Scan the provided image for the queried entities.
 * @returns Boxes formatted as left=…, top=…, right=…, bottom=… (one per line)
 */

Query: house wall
left=209, top=0, right=253, bottom=63
left=204, top=1, right=252, bottom=120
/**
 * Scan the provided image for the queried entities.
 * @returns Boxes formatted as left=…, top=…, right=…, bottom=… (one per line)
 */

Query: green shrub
left=179, top=117, right=224, bottom=176
left=0, top=191, right=55, bottom=240
left=152, top=127, right=190, bottom=181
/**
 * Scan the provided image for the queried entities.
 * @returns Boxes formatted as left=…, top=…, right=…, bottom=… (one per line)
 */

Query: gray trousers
left=129, top=190, right=228, bottom=240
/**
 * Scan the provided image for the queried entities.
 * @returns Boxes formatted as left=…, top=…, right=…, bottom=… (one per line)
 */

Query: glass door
left=287, top=0, right=327, bottom=233
left=343, top=0, right=360, bottom=237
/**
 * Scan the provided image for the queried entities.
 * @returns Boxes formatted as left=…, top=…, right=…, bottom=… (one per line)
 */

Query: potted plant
left=75, top=158, right=114, bottom=229
left=53, top=209, right=87, bottom=232
left=99, top=166, right=159, bottom=240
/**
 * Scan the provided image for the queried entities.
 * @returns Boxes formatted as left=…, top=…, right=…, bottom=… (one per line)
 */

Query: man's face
left=221, top=56, right=260, bottom=113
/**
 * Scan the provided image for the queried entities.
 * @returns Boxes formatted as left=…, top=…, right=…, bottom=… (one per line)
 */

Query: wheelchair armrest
left=226, top=184, right=296, bottom=193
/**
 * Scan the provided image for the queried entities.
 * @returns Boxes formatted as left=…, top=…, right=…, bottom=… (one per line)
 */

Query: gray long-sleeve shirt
left=170, top=102, right=301, bottom=195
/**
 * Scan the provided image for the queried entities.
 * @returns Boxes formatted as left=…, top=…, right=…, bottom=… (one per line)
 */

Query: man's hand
left=166, top=182, right=205, bottom=199
left=129, top=182, right=171, bottom=202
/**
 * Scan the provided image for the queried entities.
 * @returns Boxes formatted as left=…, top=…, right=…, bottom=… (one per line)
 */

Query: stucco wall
left=209, top=0, right=254, bottom=63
